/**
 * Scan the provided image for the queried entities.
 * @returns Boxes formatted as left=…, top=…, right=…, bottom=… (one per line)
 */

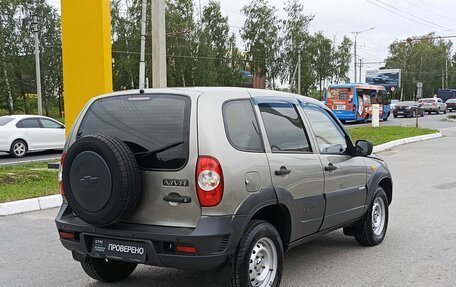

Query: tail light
left=59, top=153, right=66, bottom=196
left=196, top=156, right=224, bottom=207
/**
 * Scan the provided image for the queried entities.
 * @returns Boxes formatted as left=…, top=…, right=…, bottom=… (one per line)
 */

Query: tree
left=241, top=0, right=281, bottom=89
left=385, top=33, right=452, bottom=100
left=333, top=36, right=352, bottom=84
left=281, top=0, right=314, bottom=94
left=311, top=32, right=333, bottom=99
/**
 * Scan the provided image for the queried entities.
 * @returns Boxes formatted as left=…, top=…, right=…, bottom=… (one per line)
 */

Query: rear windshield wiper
left=134, top=141, right=184, bottom=158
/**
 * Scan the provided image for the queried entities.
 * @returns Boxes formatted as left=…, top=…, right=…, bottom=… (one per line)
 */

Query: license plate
left=92, top=238, right=147, bottom=262
left=336, top=105, right=346, bottom=110
left=397, top=111, right=404, bottom=114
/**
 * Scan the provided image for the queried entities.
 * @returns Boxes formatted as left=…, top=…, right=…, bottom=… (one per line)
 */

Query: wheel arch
left=378, top=177, right=393, bottom=205
left=11, top=138, right=29, bottom=151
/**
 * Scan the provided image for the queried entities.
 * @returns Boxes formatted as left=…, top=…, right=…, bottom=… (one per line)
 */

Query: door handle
left=163, top=192, right=191, bottom=204
left=275, top=166, right=291, bottom=176
left=324, top=163, right=338, bottom=172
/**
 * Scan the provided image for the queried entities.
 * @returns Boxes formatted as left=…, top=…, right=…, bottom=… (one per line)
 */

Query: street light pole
left=351, top=27, right=375, bottom=83
left=32, top=15, right=43, bottom=115
left=138, top=0, right=147, bottom=89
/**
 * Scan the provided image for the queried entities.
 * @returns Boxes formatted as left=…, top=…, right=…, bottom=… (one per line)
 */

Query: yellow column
left=61, top=0, right=112, bottom=135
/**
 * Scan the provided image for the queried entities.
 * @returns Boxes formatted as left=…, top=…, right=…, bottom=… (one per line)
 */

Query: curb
left=0, top=194, right=62, bottom=216
left=373, top=132, right=442, bottom=153
left=0, top=132, right=443, bottom=217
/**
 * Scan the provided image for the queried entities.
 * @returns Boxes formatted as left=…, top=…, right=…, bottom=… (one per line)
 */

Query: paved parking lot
left=1, top=125, right=455, bottom=286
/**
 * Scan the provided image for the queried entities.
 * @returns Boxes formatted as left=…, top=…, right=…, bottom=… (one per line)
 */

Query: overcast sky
left=48, top=0, right=456, bottom=82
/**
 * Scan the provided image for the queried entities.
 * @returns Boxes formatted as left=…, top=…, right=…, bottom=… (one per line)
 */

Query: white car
left=0, top=115, right=65, bottom=158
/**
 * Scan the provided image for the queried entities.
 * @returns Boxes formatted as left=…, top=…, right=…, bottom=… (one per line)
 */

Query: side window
left=40, top=119, right=62, bottom=129
left=17, top=119, right=40, bottom=128
left=223, top=100, right=263, bottom=152
left=302, top=105, right=348, bottom=154
left=259, top=102, right=311, bottom=153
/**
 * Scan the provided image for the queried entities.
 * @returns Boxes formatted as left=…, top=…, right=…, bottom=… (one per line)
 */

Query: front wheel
left=230, top=220, right=283, bottom=287
left=444, top=108, right=447, bottom=114
left=81, top=257, right=137, bottom=282
left=355, top=187, right=389, bottom=246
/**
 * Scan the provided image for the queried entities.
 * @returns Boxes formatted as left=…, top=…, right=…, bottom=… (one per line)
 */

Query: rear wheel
left=354, top=187, right=389, bottom=246
left=437, top=108, right=441, bottom=114
left=230, top=220, right=283, bottom=287
left=81, top=257, right=137, bottom=282
left=10, top=139, right=28, bottom=158
left=444, top=108, right=447, bottom=114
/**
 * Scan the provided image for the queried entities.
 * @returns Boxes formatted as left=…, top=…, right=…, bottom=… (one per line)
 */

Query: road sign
left=417, top=82, right=423, bottom=99
left=417, top=82, right=423, bottom=88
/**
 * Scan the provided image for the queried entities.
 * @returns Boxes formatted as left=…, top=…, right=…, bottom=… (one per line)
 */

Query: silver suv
left=55, top=87, right=393, bottom=286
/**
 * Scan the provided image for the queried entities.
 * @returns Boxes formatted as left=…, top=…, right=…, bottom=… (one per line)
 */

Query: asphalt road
left=1, top=127, right=456, bottom=286
left=0, top=150, right=61, bottom=166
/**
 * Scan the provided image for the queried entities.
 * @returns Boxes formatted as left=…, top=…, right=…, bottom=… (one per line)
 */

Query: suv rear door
left=76, top=92, right=201, bottom=228
left=300, top=103, right=367, bottom=230
left=254, top=97, right=325, bottom=241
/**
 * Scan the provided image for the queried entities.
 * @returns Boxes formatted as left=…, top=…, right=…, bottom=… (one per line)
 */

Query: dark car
left=393, top=101, right=424, bottom=118
left=373, top=74, right=389, bottom=83
left=446, top=99, right=456, bottom=112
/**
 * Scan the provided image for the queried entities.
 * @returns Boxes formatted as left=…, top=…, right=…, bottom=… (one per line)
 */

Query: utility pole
left=445, top=58, right=448, bottom=89
left=297, top=51, right=301, bottom=95
left=358, top=58, right=363, bottom=83
left=138, top=0, right=147, bottom=89
left=351, top=27, right=375, bottom=83
left=442, top=71, right=445, bottom=89
left=32, top=14, right=43, bottom=115
left=151, top=0, right=167, bottom=88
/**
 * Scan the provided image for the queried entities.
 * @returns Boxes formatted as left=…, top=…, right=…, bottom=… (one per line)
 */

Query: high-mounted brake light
left=59, top=153, right=66, bottom=196
left=196, top=156, right=224, bottom=207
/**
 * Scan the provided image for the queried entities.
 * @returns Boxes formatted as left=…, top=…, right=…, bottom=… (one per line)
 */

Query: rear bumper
left=55, top=203, right=247, bottom=270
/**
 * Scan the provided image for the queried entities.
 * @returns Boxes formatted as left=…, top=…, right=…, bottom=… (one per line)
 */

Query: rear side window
left=223, top=100, right=263, bottom=152
left=78, top=94, right=190, bottom=170
left=17, top=119, right=41, bottom=128
left=259, top=102, right=311, bottom=153
left=40, top=119, right=63, bottom=129
left=0, top=117, right=13, bottom=126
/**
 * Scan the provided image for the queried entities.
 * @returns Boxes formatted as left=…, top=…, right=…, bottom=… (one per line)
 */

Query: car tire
left=421, top=110, right=424, bottom=117
left=412, top=110, right=416, bottom=117
left=393, top=114, right=398, bottom=118
left=355, top=186, right=389, bottom=246
left=427, top=111, right=431, bottom=115
left=444, top=108, right=447, bottom=114
left=437, top=108, right=440, bottom=114
left=81, top=257, right=137, bottom=282
left=10, top=139, right=28, bottom=158
left=230, top=220, right=283, bottom=287
left=63, top=135, right=140, bottom=227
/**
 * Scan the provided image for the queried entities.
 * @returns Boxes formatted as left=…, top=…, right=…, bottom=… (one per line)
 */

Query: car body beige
left=56, top=87, right=393, bottom=286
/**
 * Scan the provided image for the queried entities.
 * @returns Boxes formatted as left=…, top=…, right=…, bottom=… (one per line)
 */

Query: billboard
left=365, top=69, right=401, bottom=91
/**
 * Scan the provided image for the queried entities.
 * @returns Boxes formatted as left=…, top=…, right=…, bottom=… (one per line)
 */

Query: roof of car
left=1, top=115, right=55, bottom=120
left=91, top=87, right=328, bottom=109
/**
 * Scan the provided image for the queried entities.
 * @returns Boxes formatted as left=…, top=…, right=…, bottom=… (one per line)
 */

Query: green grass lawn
left=348, top=126, right=439, bottom=146
left=0, top=162, right=59, bottom=203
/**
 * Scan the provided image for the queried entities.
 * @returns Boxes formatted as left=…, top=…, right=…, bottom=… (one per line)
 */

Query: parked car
left=418, top=98, right=447, bottom=114
left=392, top=101, right=425, bottom=118
left=389, top=99, right=400, bottom=110
left=373, top=74, right=389, bottom=83
left=446, top=98, right=456, bottom=112
left=56, top=88, right=392, bottom=286
left=0, top=115, right=65, bottom=158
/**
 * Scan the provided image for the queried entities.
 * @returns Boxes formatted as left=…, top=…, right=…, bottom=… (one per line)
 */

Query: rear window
left=78, top=94, right=190, bottom=170
left=0, top=117, right=13, bottom=126
left=327, top=88, right=351, bottom=100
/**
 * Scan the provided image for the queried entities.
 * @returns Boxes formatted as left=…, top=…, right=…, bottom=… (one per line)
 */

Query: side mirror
left=355, top=140, right=373, bottom=156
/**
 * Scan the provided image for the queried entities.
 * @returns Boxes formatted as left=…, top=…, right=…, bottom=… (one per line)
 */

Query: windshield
left=0, top=117, right=14, bottom=126
left=78, top=94, right=191, bottom=170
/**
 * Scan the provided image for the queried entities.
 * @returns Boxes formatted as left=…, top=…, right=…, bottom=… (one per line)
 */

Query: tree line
left=3, top=0, right=456, bottom=117
left=385, top=33, right=455, bottom=100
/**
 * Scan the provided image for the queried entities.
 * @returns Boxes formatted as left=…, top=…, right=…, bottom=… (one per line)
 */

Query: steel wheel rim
left=371, top=196, right=386, bottom=236
left=248, top=237, right=278, bottom=287
left=14, top=142, right=26, bottom=156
